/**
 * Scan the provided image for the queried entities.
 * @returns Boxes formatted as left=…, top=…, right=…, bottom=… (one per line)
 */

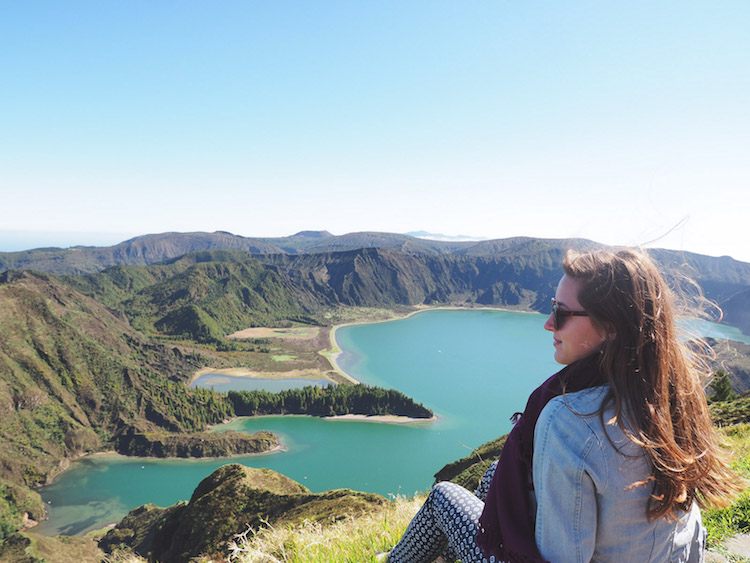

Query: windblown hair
left=563, top=248, right=741, bottom=520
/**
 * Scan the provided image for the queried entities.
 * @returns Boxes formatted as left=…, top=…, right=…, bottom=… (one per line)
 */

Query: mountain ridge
left=3, top=230, right=745, bottom=335
left=0, top=231, right=646, bottom=274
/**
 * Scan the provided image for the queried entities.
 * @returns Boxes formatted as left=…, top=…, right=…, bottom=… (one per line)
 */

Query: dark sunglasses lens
left=552, top=300, right=559, bottom=330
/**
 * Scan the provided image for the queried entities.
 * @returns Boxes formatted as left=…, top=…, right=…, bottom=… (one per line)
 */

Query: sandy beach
left=323, top=413, right=438, bottom=424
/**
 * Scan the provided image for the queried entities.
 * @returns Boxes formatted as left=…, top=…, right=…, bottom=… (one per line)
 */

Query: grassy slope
left=230, top=494, right=426, bottom=563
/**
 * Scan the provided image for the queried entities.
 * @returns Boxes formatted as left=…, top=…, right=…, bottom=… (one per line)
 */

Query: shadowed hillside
left=51, top=242, right=750, bottom=337
left=254, top=246, right=565, bottom=311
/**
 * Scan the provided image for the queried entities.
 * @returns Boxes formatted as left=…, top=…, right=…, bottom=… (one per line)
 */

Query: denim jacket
left=533, top=386, right=706, bottom=562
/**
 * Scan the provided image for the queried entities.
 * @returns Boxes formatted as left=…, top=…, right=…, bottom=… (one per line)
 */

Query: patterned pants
left=388, top=460, right=499, bottom=563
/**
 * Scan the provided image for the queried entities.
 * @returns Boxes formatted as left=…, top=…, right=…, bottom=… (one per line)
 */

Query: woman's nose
left=543, top=312, right=555, bottom=332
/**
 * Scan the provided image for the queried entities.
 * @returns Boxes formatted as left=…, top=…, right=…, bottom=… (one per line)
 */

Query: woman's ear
left=604, top=322, right=616, bottom=341
left=596, top=321, right=616, bottom=342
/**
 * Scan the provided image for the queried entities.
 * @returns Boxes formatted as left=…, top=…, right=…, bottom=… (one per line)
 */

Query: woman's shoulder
left=538, top=386, right=640, bottom=457
left=536, top=386, right=615, bottom=448
left=544, top=385, right=610, bottom=418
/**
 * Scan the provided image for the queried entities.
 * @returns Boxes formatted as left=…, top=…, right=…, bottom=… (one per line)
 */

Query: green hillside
left=59, top=256, right=316, bottom=345
left=0, top=271, right=275, bottom=537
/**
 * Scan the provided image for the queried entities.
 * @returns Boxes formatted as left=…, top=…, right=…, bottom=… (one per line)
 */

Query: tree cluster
left=228, top=384, right=433, bottom=418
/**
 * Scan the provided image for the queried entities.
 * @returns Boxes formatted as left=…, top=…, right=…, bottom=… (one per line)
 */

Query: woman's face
left=544, top=274, right=606, bottom=365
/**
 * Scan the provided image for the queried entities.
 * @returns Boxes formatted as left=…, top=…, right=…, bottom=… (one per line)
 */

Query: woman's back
left=534, top=386, right=706, bottom=562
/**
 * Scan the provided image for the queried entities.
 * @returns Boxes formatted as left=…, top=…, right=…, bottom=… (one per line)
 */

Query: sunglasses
left=551, top=298, right=589, bottom=330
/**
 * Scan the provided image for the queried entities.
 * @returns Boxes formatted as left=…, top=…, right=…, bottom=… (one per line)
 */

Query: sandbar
left=323, top=413, right=438, bottom=424
left=190, top=367, right=337, bottom=386
left=227, top=326, right=320, bottom=340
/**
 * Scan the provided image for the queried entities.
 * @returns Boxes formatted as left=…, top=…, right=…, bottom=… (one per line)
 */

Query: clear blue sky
left=2, top=1, right=749, bottom=261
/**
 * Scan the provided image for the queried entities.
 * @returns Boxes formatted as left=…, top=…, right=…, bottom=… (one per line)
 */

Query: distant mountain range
left=1, top=230, right=748, bottom=335
left=405, top=230, right=486, bottom=242
left=0, top=230, right=596, bottom=274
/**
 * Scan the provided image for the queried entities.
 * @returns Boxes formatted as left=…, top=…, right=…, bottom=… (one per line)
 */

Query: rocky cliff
left=99, top=463, right=386, bottom=562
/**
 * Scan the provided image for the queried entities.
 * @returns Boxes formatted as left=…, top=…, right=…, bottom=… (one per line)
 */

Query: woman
left=379, top=248, right=741, bottom=562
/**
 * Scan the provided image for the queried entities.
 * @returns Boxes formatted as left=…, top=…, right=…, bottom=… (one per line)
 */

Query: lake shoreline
left=189, top=366, right=334, bottom=387
left=191, top=305, right=529, bottom=388
left=40, top=443, right=288, bottom=488
left=326, top=304, right=525, bottom=383
left=190, top=307, right=525, bottom=436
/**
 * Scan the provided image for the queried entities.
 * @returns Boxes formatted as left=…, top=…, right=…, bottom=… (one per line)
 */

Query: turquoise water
left=35, top=310, right=747, bottom=536
left=191, top=373, right=332, bottom=393
left=682, top=318, right=750, bottom=345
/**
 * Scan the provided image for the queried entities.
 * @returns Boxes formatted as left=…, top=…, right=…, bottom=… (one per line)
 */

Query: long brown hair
left=563, top=248, right=741, bottom=519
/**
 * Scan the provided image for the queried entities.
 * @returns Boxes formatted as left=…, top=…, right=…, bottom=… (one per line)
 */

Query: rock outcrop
left=99, top=463, right=386, bottom=562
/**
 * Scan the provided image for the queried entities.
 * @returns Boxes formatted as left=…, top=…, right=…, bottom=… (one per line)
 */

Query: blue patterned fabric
left=388, top=461, right=499, bottom=563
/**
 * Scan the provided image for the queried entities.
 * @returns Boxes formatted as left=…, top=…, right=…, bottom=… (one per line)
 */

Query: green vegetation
left=113, top=427, right=278, bottom=458
left=0, top=479, right=44, bottom=543
left=228, top=384, right=433, bottom=418
left=137, top=376, right=234, bottom=432
left=710, top=396, right=750, bottom=427
left=701, top=423, right=750, bottom=549
left=61, top=256, right=317, bottom=345
left=99, top=464, right=388, bottom=563
left=710, top=370, right=738, bottom=403
left=229, top=494, right=425, bottom=563
left=0, top=272, right=281, bottom=540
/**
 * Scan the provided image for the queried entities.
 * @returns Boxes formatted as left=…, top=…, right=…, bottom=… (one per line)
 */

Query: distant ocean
left=0, top=231, right=135, bottom=252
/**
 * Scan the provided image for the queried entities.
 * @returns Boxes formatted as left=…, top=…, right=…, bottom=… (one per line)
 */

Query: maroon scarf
left=476, top=354, right=605, bottom=562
